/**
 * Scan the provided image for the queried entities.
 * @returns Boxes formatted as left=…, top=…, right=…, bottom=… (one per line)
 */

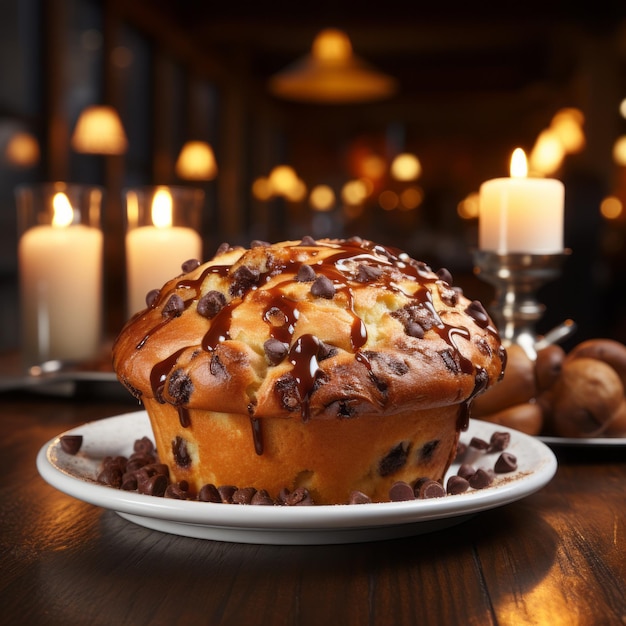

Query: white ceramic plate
left=538, top=435, right=626, bottom=447
left=37, top=411, right=557, bottom=545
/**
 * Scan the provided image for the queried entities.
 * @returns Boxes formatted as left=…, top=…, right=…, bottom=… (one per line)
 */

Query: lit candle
left=19, top=192, right=103, bottom=365
left=126, top=187, right=202, bottom=315
left=478, top=148, right=565, bottom=254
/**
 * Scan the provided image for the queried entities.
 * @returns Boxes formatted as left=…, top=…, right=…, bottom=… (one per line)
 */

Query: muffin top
left=113, top=237, right=505, bottom=423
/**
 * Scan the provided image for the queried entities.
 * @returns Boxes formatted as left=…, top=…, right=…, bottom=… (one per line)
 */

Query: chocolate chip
left=126, top=452, right=156, bottom=472
left=299, top=236, right=317, bottom=246
left=469, top=468, right=494, bottom=489
left=162, top=294, right=184, bottom=318
left=311, top=275, right=335, bottom=299
left=457, top=463, right=476, bottom=480
left=251, top=489, right=275, bottom=506
left=181, top=259, right=201, bottom=273
left=146, top=289, right=160, bottom=308
left=134, top=437, right=155, bottom=455
left=218, top=485, right=237, bottom=503
left=275, top=374, right=300, bottom=411
left=168, top=369, right=194, bottom=404
left=455, top=441, right=468, bottom=462
left=60, top=435, right=83, bottom=455
left=165, top=482, right=190, bottom=499
left=232, top=487, right=257, bottom=504
left=494, top=452, right=517, bottom=473
left=197, top=290, right=227, bottom=319
left=488, top=431, right=511, bottom=453
left=349, top=490, right=372, bottom=504
left=296, top=264, right=316, bottom=282
left=446, top=475, right=470, bottom=495
left=391, top=303, right=438, bottom=336
left=406, top=321, right=425, bottom=339
left=417, top=479, right=445, bottom=499
left=251, top=240, right=270, bottom=248
left=465, top=300, right=490, bottom=328
left=138, top=474, right=168, bottom=497
left=439, top=349, right=460, bottom=373
left=172, top=436, right=192, bottom=468
left=419, top=440, right=439, bottom=461
left=282, top=487, right=314, bottom=506
left=389, top=481, right=415, bottom=501
left=379, top=442, right=410, bottom=476
left=209, top=353, right=228, bottom=379
left=264, top=338, right=288, bottom=365
left=215, top=242, right=232, bottom=256
left=469, top=437, right=489, bottom=451
left=472, top=367, right=490, bottom=398
left=356, top=264, right=383, bottom=283
left=437, top=282, right=459, bottom=306
left=317, top=340, right=338, bottom=361
left=436, top=267, right=453, bottom=285
left=230, top=265, right=261, bottom=298
left=198, top=484, right=221, bottom=502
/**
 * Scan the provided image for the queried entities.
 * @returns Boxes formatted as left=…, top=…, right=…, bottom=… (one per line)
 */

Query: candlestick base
left=472, top=250, right=574, bottom=359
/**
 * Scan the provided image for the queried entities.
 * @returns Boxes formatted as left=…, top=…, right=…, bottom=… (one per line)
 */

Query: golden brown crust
left=113, top=238, right=505, bottom=422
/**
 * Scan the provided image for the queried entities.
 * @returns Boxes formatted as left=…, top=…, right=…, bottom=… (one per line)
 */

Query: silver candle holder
left=472, top=249, right=575, bottom=359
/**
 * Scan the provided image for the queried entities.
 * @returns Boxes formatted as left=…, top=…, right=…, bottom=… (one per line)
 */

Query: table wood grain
left=1, top=389, right=625, bottom=626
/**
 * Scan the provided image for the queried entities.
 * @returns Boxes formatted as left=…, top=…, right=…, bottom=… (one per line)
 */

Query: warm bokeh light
left=620, top=98, right=626, bottom=119
left=457, top=192, right=480, bottom=219
left=550, top=108, right=585, bottom=153
left=529, top=130, right=565, bottom=175
left=312, top=29, right=352, bottom=62
left=600, top=195, right=623, bottom=220
left=612, top=135, right=626, bottom=166
left=175, top=141, right=217, bottom=180
left=378, top=189, right=399, bottom=211
left=510, top=148, right=528, bottom=178
left=52, top=193, right=74, bottom=227
left=252, top=177, right=273, bottom=201
left=341, top=179, right=369, bottom=205
left=309, top=184, right=336, bottom=211
left=390, top=153, right=422, bottom=181
left=361, top=154, right=386, bottom=180
left=5, top=131, right=40, bottom=167
left=151, top=188, right=173, bottom=228
left=399, top=186, right=423, bottom=210
left=71, top=105, right=128, bottom=155
left=266, top=165, right=307, bottom=201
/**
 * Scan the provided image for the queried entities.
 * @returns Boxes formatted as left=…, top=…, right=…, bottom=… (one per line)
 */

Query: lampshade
left=268, top=29, right=397, bottom=104
left=175, top=141, right=218, bottom=180
left=71, top=105, right=128, bottom=155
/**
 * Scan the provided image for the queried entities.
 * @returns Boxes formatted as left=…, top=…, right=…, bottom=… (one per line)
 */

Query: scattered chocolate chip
left=275, top=374, right=300, bottom=411
left=379, top=442, right=410, bottom=477
left=172, top=436, right=192, bottom=468
left=251, top=489, right=275, bottom=506
left=138, top=473, right=168, bottom=497
left=488, top=431, right=511, bottom=453
left=165, top=481, right=190, bottom=499
left=145, top=289, right=160, bottom=308
left=168, top=369, right=194, bottom=404
left=349, top=490, right=372, bottom=504
left=230, top=265, right=261, bottom=298
left=282, top=487, right=314, bottom=506
left=296, top=264, right=317, bottom=282
left=436, top=268, right=453, bottom=284
left=60, top=435, right=83, bottom=455
left=457, top=463, right=476, bottom=480
left=264, top=338, right=289, bottom=365
left=232, top=487, right=257, bottom=504
left=218, top=485, right=237, bottom=503
left=181, top=259, right=201, bottom=273
left=198, top=484, right=221, bottom=503
left=417, top=479, right=445, bottom=499
left=356, top=264, right=383, bottom=283
left=310, top=275, right=335, bottom=299
left=317, top=340, right=338, bottom=361
left=134, top=437, right=155, bottom=455
left=446, top=475, right=470, bottom=495
left=251, top=240, right=270, bottom=248
left=469, top=468, right=495, bottom=489
left=469, top=437, right=489, bottom=451
left=455, top=441, right=468, bottom=462
left=215, top=242, right=232, bottom=256
left=437, top=282, right=459, bottom=306
left=299, top=236, right=316, bottom=246
left=465, top=300, right=490, bottom=328
left=389, top=481, right=415, bottom=501
left=197, top=290, right=227, bottom=319
left=494, top=452, right=518, bottom=473
left=439, top=349, right=460, bottom=373
left=126, top=452, right=156, bottom=472
left=406, top=321, right=425, bottom=339
left=162, top=294, right=184, bottom=318
left=209, top=353, right=228, bottom=379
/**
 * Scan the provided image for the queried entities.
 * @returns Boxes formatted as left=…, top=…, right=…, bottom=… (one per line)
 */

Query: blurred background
left=1, top=0, right=626, bottom=355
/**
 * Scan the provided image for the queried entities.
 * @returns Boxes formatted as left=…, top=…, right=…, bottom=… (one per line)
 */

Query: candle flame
left=510, top=148, right=528, bottom=178
left=52, top=192, right=74, bottom=227
left=151, top=188, right=173, bottom=228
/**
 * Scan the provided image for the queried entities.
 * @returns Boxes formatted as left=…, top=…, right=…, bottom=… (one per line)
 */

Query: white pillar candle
left=19, top=220, right=103, bottom=366
left=479, top=148, right=565, bottom=254
left=126, top=187, right=202, bottom=315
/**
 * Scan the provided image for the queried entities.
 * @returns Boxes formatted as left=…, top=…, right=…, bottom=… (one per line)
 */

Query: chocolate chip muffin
left=113, top=237, right=505, bottom=504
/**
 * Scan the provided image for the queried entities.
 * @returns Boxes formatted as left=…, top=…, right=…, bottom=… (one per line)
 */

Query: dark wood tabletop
left=1, top=385, right=625, bottom=626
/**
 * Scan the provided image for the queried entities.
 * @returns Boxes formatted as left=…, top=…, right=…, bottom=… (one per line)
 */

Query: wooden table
left=1, top=387, right=625, bottom=626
